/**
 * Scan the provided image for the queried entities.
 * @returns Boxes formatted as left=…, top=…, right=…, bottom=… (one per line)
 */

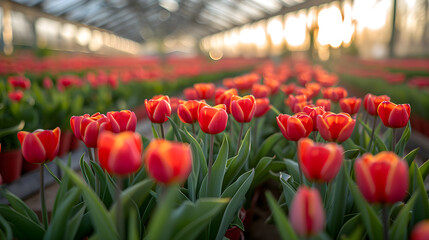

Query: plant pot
left=0, top=149, right=23, bottom=184
left=58, top=131, right=72, bottom=157
left=69, top=134, right=81, bottom=151
left=22, top=160, right=40, bottom=174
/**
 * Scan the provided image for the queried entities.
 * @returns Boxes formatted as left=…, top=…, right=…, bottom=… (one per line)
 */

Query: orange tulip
left=363, top=93, right=390, bottom=116
left=290, top=186, right=325, bottom=237
left=215, top=88, right=238, bottom=113
left=144, top=139, right=192, bottom=184
left=276, top=113, right=313, bottom=141
left=340, top=97, right=361, bottom=115
left=18, top=127, right=61, bottom=164
left=252, top=84, right=270, bottom=98
left=254, top=98, right=270, bottom=118
left=145, top=95, right=171, bottom=124
left=194, top=83, right=215, bottom=99
left=198, top=104, right=228, bottom=134
left=298, top=138, right=343, bottom=182
left=354, top=152, right=409, bottom=203
left=183, top=87, right=198, bottom=100
left=281, top=83, right=296, bottom=95
left=75, top=113, right=112, bottom=148
left=107, top=110, right=137, bottom=133
left=303, top=106, right=326, bottom=131
left=98, top=131, right=142, bottom=175
left=317, top=112, right=355, bottom=142
left=411, top=220, right=429, bottom=240
left=177, top=100, right=208, bottom=124
left=316, top=99, right=331, bottom=111
left=322, top=87, right=348, bottom=102
left=230, top=95, right=256, bottom=123
left=377, top=101, right=411, bottom=128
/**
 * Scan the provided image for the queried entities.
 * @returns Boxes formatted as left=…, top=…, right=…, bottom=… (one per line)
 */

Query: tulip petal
left=21, top=133, right=46, bottom=164
left=109, top=137, right=142, bottom=175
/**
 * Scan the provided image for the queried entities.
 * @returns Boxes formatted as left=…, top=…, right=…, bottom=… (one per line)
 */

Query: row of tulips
left=0, top=59, right=428, bottom=240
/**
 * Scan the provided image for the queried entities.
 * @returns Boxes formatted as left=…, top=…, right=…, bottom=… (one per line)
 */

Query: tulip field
left=0, top=55, right=429, bottom=240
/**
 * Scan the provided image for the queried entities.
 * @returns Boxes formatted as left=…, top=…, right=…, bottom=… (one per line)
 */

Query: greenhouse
left=0, top=0, right=428, bottom=239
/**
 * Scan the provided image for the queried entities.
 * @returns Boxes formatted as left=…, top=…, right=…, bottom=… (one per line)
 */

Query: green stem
left=93, top=148, right=100, bottom=195
left=87, top=147, right=94, bottom=162
left=160, top=123, right=165, bottom=139
left=313, top=131, right=317, bottom=142
left=207, top=134, right=215, bottom=190
left=382, top=205, right=389, bottom=240
left=392, top=128, right=396, bottom=153
left=40, top=164, right=48, bottom=230
left=236, top=123, right=244, bottom=155
left=229, top=116, right=233, bottom=139
left=192, top=122, right=196, bottom=136
left=253, top=118, right=259, bottom=150
left=116, top=178, right=124, bottom=239
left=294, top=142, right=304, bottom=185
left=44, top=164, right=61, bottom=184
left=367, top=116, right=377, bottom=152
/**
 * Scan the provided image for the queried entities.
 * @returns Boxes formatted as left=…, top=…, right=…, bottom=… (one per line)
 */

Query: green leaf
left=404, top=148, right=419, bottom=166
left=358, top=118, right=387, bottom=152
left=0, top=189, right=40, bottom=225
left=171, top=198, right=229, bottom=240
left=151, top=123, right=159, bottom=139
left=326, top=161, right=350, bottom=237
left=0, top=215, right=13, bottom=240
left=64, top=205, right=86, bottom=240
left=0, top=205, right=45, bottom=240
left=395, top=122, right=411, bottom=156
left=346, top=174, right=383, bottom=240
left=342, top=139, right=365, bottom=159
left=409, top=162, right=429, bottom=225
left=0, top=120, right=24, bottom=138
left=90, top=161, right=115, bottom=204
left=183, top=128, right=205, bottom=201
left=213, top=169, right=254, bottom=240
left=146, top=186, right=179, bottom=240
left=336, top=214, right=364, bottom=240
left=207, top=135, right=229, bottom=197
left=223, top=129, right=251, bottom=188
left=250, top=133, right=282, bottom=168
left=265, top=192, right=299, bottom=240
left=109, top=179, right=154, bottom=220
left=418, top=159, right=429, bottom=180
left=251, top=156, right=274, bottom=188
left=390, top=193, right=418, bottom=240
left=44, top=188, right=81, bottom=240
left=168, top=117, right=183, bottom=142
left=80, top=156, right=95, bottom=190
left=279, top=172, right=296, bottom=208
left=128, top=208, right=139, bottom=240
left=58, top=161, right=119, bottom=240
left=284, top=159, right=300, bottom=186
left=165, top=127, right=175, bottom=141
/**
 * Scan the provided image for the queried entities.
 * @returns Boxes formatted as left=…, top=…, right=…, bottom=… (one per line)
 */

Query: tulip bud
left=303, top=106, right=326, bottom=131
left=252, top=84, right=270, bottom=98
left=363, top=94, right=390, bottom=116
left=231, top=95, right=256, bottom=123
left=377, top=101, right=411, bottom=128
left=281, top=83, right=296, bottom=95
left=184, top=87, right=198, bottom=100
left=411, top=220, right=429, bottom=240
left=276, top=113, right=313, bottom=141
left=177, top=100, right=207, bottom=124
left=354, top=152, right=409, bottom=203
left=70, top=114, right=89, bottom=141
left=107, top=110, right=137, bottom=133
left=169, top=97, right=181, bottom=113
left=8, top=76, right=31, bottom=89
left=317, top=112, right=355, bottom=143
left=194, top=83, right=215, bottom=99
left=340, top=97, right=362, bottom=115
left=290, top=186, right=325, bottom=237
left=198, top=104, right=228, bottom=134
left=263, top=78, right=280, bottom=94
left=8, top=90, right=24, bottom=102
left=254, top=98, right=270, bottom=118
left=298, top=138, right=343, bottom=182
left=80, top=113, right=112, bottom=148
left=18, top=127, right=61, bottom=164
left=322, top=87, right=348, bottom=102
left=215, top=88, right=238, bottom=113
left=144, top=139, right=192, bottom=184
left=98, top=131, right=142, bottom=175
left=145, top=95, right=172, bottom=124
left=316, top=99, right=331, bottom=111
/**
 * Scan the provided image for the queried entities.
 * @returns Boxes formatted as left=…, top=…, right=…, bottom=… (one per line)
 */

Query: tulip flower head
left=317, top=112, right=356, bottom=143
left=198, top=104, right=228, bottom=135
left=354, top=152, right=409, bottom=204
left=281, top=83, right=296, bottom=95
left=8, top=76, right=31, bottom=89
left=254, top=98, right=270, bottom=118
left=177, top=100, right=207, bottom=124
left=145, top=95, right=172, bottom=124
left=276, top=113, right=313, bottom=141
left=194, top=83, right=215, bottom=100
left=316, top=99, right=331, bottom=111
left=340, top=97, right=361, bottom=115
left=98, top=131, right=142, bottom=175
left=377, top=101, right=411, bottom=128
left=303, top=106, right=326, bottom=131
left=298, top=138, right=343, bottom=182
left=107, top=110, right=137, bottom=133
left=184, top=87, right=199, bottom=100
left=18, top=127, right=61, bottom=164
left=169, top=97, right=181, bottom=113
left=290, top=186, right=325, bottom=237
left=411, top=220, right=429, bottom=240
left=363, top=94, right=390, bottom=116
left=230, top=95, right=256, bottom=123
left=43, top=77, right=53, bottom=89
left=322, top=87, right=348, bottom=102
left=75, top=113, right=112, bottom=148
left=8, top=90, right=24, bottom=102
left=252, top=84, right=270, bottom=98
left=144, top=139, right=192, bottom=184
left=215, top=88, right=238, bottom=113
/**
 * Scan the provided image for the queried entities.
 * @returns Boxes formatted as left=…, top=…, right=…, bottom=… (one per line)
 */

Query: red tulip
left=194, top=83, right=215, bottom=99
left=98, top=131, right=142, bottom=175
left=411, top=220, right=429, bottom=240
left=43, top=77, right=53, bottom=89
left=70, top=114, right=89, bottom=141
left=252, top=84, right=270, bottom=98
left=263, top=78, right=280, bottom=94
left=298, top=138, right=343, bottom=182
left=305, top=82, right=321, bottom=99
left=8, top=90, right=24, bottom=102
left=184, top=87, right=198, bottom=100
left=354, top=152, right=409, bottom=203
left=281, top=83, right=296, bottom=95
left=317, top=112, right=355, bottom=142
left=316, top=99, right=331, bottom=111
left=145, top=95, right=172, bottom=124
left=363, top=94, right=390, bottom=116
left=198, top=104, right=228, bottom=134
left=377, top=101, right=411, bottom=128
left=215, top=88, right=238, bottom=113
left=169, top=97, right=181, bottom=113
left=340, top=97, right=361, bottom=115
left=107, top=110, right=137, bottom=133
left=79, top=113, right=112, bottom=148
left=177, top=100, right=208, bottom=124
left=230, top=95, right=256, bottom=123
left=254, top=98, right=270, bottom=118
left=287, top=94, right=308, bottom=112
left=18, top=127, right=61, bottom=164
left=8, top=76, right=31, bottom=89
left=215, top=87, right=226, bottom=100
left=298, top=72, right=312, bottom=86
left=322, top=87, right=347, bottom=102
left=276, top=113, right=313, bottom=141
left=144, top=139, right=192, bottom=184
left=303, top=106, right=326, bottom=131
left=290, top=186, right=325, bottom=237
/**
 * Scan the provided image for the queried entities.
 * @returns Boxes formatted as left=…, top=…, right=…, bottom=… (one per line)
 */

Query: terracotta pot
left=69, top=134, right=81, bottom=151
left=58, top=131, right=72, bottom=157
left=22, top=160, right=40, bottom=174
left=0, top=149, right=23, bottom=183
